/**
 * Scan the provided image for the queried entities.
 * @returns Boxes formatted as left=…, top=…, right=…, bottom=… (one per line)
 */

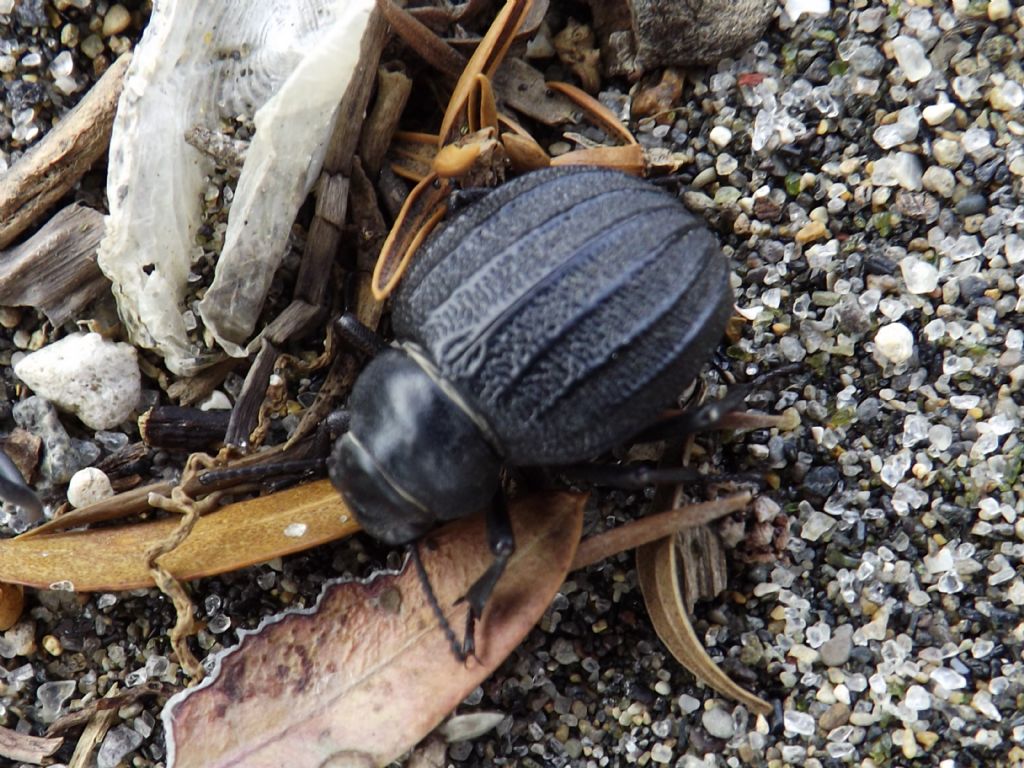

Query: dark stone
left=958, top=274, right=988, bottom=301
left=802, top=465, right=842, bottom=502
left=954, top=193, right=989, bottom=216
left=13, top=0, right=48, bottom=28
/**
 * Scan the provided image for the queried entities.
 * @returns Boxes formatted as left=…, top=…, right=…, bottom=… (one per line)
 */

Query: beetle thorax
left=328, top=349, right=502, bottom=545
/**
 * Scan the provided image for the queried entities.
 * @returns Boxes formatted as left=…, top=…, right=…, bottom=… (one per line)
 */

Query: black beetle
left=328, top=165, right=734, bottom=655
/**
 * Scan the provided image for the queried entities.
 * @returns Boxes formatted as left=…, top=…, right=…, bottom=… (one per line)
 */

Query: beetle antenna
left=409, top=542, right=468, bottom=663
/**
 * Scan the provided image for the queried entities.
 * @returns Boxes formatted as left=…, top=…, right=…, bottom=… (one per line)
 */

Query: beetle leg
left=630, top=387, right=757, bottom=444
left=0, top=450, right=43, bottom=519
left=456, top=491, right=516, bottom=658
left=334, top=313, right=388, bottom=357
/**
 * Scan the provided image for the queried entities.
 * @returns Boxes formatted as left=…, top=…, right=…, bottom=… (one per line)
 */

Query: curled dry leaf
left=0, top=480, right=358, bottom=591
left=162, top=492, right=585, bottom=768
left=637, top=532, right=772, bottom=715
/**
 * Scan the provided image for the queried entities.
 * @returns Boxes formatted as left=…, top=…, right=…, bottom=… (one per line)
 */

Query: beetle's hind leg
left=631, top=363, right=803, bottom=444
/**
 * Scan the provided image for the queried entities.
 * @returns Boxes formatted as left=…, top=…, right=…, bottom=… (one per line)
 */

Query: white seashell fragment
left=98, top=0, right=376, bottom=375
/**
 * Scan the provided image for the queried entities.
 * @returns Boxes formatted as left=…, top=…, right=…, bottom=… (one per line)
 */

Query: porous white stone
left=67, top=468, right=115, bottom=508
left=14, top=333, right=141, bottom=430
left=874, top=323, right=915, bottom=364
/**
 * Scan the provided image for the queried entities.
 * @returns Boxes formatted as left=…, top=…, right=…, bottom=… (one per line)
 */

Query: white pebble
left=900, top=256, right=939, bottom=294
left=783, top=0, right=830, bottom=21
left=930, top=667, right=967, bottom=691
left=709, top=125, right=733, bottom=148
left=66, top=468, right=115, bottom=508
left=891, top=35, right=932, bottom=82
left=14, top=333, right=141, bottom=430
left=874, top=323, right=915, bottom=364
left=922, top=101, right=955, bottom=126
left=702, top=708, right=736, bottom=739
left=783, top=709, right=816, bottom=736
left=199, top=390, right=232, bottom=411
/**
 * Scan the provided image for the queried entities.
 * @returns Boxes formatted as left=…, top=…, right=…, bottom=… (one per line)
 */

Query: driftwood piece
left=139, top=408, right=231, bottom=452
left=225, top=339, right=281, bottom=448
left=357, top=66, right=414, bottom=178
left=0, top=724, right=62, bottom=765
left=350, top=157, right=389, bottom=272
left=0, top=204, right=110, bottom=325
left=0, top=53, right=130, bottom=249
left=290, top=6, right=388, bottom=321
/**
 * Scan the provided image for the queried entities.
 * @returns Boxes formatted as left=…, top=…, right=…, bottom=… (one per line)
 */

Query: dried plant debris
left=0, top=53, right=130, bottom=249
left=98, top=0, right=378, bottom=374
left=0, top=480, right=358, bottom=591
left=162, top=493, right=584, bottom=768
left=0, top=204, right=110, bottom=326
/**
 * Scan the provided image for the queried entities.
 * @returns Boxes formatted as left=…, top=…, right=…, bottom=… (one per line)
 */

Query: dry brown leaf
left=162, top=492, right=585, bottom=768
left=0, top=723, right=62, bottom=765
left=0, top=582, right=23, bottom=630
left=637, top=534, right=772, bottom=714
left=0, top=480, right=358, bottom=591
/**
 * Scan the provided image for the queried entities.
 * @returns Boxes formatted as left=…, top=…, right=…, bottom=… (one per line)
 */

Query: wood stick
left=0, top=52, right=130, bottom=249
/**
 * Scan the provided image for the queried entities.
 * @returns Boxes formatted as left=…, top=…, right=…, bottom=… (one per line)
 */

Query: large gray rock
left=589, top=0, right=776, bottom=74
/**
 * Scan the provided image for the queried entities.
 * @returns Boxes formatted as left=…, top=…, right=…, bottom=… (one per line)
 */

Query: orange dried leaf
left=439, top=0, right=534, bottom=144
left=372, top=174, right=451, bottom=299
left=550, top=144, right=645, bottom=175
left=0, top=582, right=23, bottom=630
left=163, top=492, right=585, bottom=768
left=0, top=480, right=359, bottom=592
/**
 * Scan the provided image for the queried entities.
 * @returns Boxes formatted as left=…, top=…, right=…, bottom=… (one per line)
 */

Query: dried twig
left=0, top=723, right=62, bottom=765
left=146, top=454, right=224, bottom=680
left=0, top=53, right=130, bottom=248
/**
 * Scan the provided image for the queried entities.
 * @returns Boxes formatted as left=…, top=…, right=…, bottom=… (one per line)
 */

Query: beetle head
left=328, top=349, right=501, bottom=546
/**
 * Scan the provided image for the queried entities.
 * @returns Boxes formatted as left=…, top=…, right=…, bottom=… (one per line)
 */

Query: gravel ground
left=3, top=0, right=1024, bottom=766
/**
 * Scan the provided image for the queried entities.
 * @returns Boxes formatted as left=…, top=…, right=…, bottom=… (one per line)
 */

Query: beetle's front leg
left=334, top=313, right=388, bottom=357
left=457, top=491, right=515, bottom=659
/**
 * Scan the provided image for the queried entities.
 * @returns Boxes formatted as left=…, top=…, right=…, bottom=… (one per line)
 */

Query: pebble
left=819, top=624, right=854, bottom=667
left=14, top=333, right=141, bottom=430
left=900, top=256, right=938, bottom=294
left=922, top=101, right=955, bottom=126
left=709, top=125, right=732, bottom=148
left=873, top=322, right=915, bottom=364
left=891, top=35, right=931, bottom=82
left=66, top=468, right=115, bottom=508
left=102, top=4, right=132, bottom=36
left=922, top=166, right=955, bottom=197
left=702, top=707, right=735, bottom=739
